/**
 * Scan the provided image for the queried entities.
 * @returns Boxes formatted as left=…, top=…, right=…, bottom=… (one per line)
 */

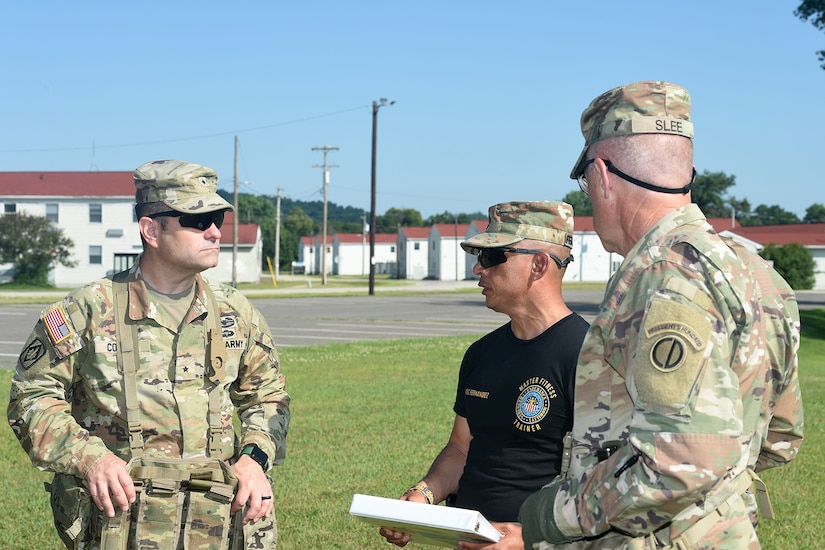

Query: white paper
left=349, top=493, right=503, bottom=547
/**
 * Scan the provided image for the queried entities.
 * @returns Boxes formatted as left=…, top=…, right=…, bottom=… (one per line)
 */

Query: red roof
left=400, top=226, right=430, bottom=239
left=219, top=212, right=259, bottom=246
left=729, top=223, right=825, bottom=247
left=0, top=171, right=134, bottom=197
left=573, top=216, right=737, bottom=234
left=432, top=223, right=470, bottom=237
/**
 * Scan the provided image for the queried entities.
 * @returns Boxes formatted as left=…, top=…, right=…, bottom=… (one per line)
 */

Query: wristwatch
left=240, top=444, right=270, bottom=471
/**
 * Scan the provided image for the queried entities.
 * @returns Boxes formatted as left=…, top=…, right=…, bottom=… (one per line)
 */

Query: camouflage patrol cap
left=133, top=159, right=233, bottom=214
left=461, top=200, right=574, bottom=252
left=570, top=81, right=694, bottom=179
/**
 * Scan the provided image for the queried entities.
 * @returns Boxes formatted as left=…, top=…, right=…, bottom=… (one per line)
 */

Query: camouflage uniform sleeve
left=756, top=279, right=804, bottom=471
left=231, top=303, right=290, bottom=466
left=521, top=264, right=749, bottom=543
left=6, top=298, right=113, bottom=477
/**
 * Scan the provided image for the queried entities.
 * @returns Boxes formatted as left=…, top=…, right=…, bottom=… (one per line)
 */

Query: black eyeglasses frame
left=578, top=158, right=695, bottom=195
left=147, top=210, right=226, bottom=231
left=477, top=247, right=574, bottom=270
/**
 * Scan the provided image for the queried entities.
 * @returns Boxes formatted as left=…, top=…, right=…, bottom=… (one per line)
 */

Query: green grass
left=1, top=311, right=821, bottom=549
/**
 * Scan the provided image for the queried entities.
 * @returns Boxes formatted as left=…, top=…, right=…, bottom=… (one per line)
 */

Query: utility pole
left=369, top=98, right=395, bottom=295
left=275, top=187, right=282, bottom=279
left=232, top=136, right=239, bottom=288
left=312, top=146, right=339, bottom=285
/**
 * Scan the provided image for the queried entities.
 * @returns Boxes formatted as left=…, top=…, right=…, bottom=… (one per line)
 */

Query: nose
left=204, top=223, right=221, bottom=240
left=472, top=260, right=484, bottom=276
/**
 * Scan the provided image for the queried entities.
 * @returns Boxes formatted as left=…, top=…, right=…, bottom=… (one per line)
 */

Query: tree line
left=0, top=170, right=819, bottom=288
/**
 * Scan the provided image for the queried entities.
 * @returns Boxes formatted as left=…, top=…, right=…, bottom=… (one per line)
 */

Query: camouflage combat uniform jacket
left=8, top=260, right=290, bottom=479
left=520, top=204, right=803, bottom=549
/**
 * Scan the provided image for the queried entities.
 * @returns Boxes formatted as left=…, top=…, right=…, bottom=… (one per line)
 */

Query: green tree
left=794, top=0, right=825, bottom=69
left=745, top=204, right=801, bottom=226
left=804, top=203, right=825, bottom=223
left=425, top=211, right=486, bottom=225
left=0, top=213, right=76, bottom=285
left=561, top=190, right=593, bottom=216
left=759, top=242, right=816, bottom=290
left=691, top=170, right=739, bottom=218
left=376, top=207, right=424, bottom=233
left=280, top=207, right=316, bottom=270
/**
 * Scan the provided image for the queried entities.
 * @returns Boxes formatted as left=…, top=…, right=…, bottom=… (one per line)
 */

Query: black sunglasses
left=148, top=210, right=226, bottom=231
left=477, top=247, right=573, bottom=270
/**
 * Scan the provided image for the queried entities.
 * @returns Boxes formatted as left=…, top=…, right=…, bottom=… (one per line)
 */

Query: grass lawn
left=0, top=311, right=821, bottom=549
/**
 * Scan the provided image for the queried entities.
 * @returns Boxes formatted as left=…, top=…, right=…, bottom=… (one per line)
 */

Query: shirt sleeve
left=232, top=305, right=290, bottom=467
left=7, top=300, right=113, bottom=478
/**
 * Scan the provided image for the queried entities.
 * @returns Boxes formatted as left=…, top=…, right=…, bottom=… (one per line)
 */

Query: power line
left=0, top=105, right=367, bottom=154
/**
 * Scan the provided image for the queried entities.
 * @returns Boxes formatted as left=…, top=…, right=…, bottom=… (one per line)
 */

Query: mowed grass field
left=1, top=310, right=822, bottom=549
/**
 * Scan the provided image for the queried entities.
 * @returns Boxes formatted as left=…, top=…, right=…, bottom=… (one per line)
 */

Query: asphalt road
left=0, top=289, right=605, bottom=368
left=1, top=287, right=822, bottom=368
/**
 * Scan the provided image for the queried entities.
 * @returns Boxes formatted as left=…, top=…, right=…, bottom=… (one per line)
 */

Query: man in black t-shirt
left=380, top=201, right=589, bottom=549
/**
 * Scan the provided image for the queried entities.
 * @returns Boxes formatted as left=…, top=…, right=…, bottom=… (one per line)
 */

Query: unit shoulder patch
left=634, top=296, right=711, bottom=410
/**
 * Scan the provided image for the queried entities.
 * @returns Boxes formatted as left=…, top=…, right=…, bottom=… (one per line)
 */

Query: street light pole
left=369, top=98, right=394, bottom=296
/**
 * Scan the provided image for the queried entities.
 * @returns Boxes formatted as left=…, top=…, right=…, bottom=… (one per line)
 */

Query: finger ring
left=261, top=495, right=272, bottom=500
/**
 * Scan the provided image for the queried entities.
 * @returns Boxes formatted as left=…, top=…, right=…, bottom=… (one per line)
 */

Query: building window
left=391, top=246, right=396, bottom=253
left=89, top=245, right=102, bottom=265
left=113, top=253, right=139, bottom=273
left=414, top=242, right=420, bottom=250
left=46, top=203, right=59, bottom=223
left=4, top=203, right=16, bottom=215
left=89, top=203, right=102, bottom=223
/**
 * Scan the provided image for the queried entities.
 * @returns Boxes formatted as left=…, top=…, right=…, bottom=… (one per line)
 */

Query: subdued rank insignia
left=20, top=338, right=46, bottom=370
left=43, top=305, right=74, bottom=344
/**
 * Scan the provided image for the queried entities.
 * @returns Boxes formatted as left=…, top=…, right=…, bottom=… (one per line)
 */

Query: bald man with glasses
left=8, top=160, right=289, bottom=549
left=380, top=200, right=588, bottom=549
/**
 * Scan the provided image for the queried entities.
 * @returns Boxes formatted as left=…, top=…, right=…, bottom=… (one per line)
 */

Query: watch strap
left=240, top=444, right=270, bottom=471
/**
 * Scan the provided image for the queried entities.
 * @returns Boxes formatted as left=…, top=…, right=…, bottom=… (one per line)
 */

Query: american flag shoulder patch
left=43, top=305, right=74, bottom=344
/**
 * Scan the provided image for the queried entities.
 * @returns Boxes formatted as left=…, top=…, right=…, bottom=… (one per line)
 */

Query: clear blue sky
left=2, top=1, right=822, bottom=220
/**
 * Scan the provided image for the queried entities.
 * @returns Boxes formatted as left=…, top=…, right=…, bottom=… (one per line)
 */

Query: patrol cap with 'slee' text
left=461, top=200, right=574, bottom=253
left=570, top=81, right=694, bottom=179
left=133, top=159, right=234, bottom=214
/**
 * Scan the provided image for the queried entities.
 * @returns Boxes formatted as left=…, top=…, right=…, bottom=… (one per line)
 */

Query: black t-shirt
left=452, top=313, right=589, bottom=522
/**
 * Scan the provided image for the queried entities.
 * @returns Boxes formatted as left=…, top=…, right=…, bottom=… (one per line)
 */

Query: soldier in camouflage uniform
left=381, top=201, right=589, bottom=549
left=518, top=82, right=804, bottom=549
left=7, top=159, right=290, bottom=549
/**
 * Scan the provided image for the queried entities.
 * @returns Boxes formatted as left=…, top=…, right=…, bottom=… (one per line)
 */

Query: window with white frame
left=89, top=203, right=102, bottom=223
left=89, top=245, right=102, bottom=265
left=46, top=203, right=59, bottom=223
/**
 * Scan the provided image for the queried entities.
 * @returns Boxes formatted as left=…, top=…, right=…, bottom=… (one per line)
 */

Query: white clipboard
left=349, top=493, right=502, bottom=548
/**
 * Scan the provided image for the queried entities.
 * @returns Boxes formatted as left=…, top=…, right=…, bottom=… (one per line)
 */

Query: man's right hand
left=85, top=454, right=136, bottom=518
left=378, top=490, right=430, bottom=546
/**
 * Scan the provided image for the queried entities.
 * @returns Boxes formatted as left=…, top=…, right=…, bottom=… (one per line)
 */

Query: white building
left=398, top=226, right=430, bottom=280
left=333, top=232, right=370, bottom=276
left=429, top=223, right=470, bottom=281
left=0, top=171, right=262, bottom=286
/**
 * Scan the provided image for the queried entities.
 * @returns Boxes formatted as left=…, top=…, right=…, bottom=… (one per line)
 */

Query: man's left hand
left=231, top=455, right=274, bottom=524
left=459, top=522, right=523, bottom=550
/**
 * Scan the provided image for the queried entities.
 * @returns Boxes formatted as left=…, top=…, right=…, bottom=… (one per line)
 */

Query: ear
left=139, top=217, right=160, bottom=249
left=531, top=252, right=550, bottom=278
left=593, top=158, right=612, bottom=197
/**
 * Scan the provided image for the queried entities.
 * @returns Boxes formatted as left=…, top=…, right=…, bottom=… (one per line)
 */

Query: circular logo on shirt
left=650, top=335, right=686, bottom=372
left=515, top=384, right=550, bottom=425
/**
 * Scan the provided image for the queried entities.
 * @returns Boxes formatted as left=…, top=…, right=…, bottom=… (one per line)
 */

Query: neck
left=509, top=293, right=572, bottom=340
left=138, top=255, right=197, bottom=295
